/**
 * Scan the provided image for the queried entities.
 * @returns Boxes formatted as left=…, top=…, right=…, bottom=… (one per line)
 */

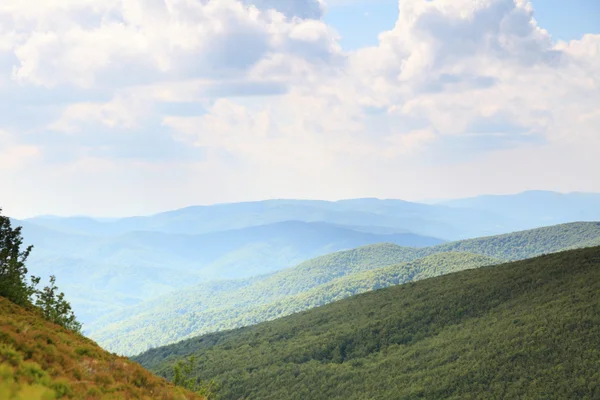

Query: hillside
left=425, top=221, right=600, bottom=260
left=86, top=243, right=427, bottom=355
left=88, top=222, right=600, bottom=355
left=18, top=220, right=441, bottom=324
left=134, top=246, right=600, bottom=400
left=0, top=297, right=202, bottom=400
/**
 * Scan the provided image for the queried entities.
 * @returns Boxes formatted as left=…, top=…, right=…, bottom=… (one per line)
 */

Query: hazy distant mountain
left=16, top=219, right=442, bottom=323
left=440, top=190, right=600, bottom=226
left=25, top=198, right=514, bottom=240
left=26, top=192, right=600, bottom=241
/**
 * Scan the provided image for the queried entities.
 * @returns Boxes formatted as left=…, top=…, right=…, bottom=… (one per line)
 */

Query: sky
left=0, top=0, right=599, bottom=218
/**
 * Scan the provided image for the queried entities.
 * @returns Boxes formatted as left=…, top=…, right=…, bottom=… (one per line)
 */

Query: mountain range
left=87, top=221, right=600, bottom=355
left=14, top=191, right=600, bottom=325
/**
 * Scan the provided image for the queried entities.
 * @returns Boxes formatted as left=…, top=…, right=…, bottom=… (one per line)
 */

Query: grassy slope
left=135, top=246, right=600, bottom=400
left=0, top=297, right=202, bottom=400
left=91, top=222, right=600, bottom=355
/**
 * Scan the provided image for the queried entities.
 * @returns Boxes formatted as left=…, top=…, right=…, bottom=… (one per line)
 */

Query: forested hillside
left=90, top=251, right=498, bottom=354
left=89, top=222, right=600, bottom=355
left=135, top=247, right=600, bottom=400
left=0, top=297, right=203, bottom=400
left=425, top=221, right=600, bottom=260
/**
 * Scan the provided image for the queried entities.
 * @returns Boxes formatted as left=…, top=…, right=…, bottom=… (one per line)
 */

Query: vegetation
left=134, top=247, right=600, bottom=400
left=90, top=222, right=600, bottom=355
left=0, top=210, right=35, bottom=307
left=425, top=221, right=600, bottom=260
left=172, top=357, right=218, bottom=399
left=0, top=296, right=204, bottom=400
left=1, top=209, right=81, bottom=333
left=88, top=248, right=489, bottom=355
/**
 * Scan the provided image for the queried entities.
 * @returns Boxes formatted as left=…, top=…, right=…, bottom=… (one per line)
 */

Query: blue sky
left=326, top=0, right=600, bottom=50
left=0, top=0, right=599, bottom=218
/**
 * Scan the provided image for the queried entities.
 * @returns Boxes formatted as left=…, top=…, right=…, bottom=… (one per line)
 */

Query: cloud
left=244, top=0, right=325, bottom=19
left=2, top=0, right=339, bottom=88
left=0, top=0, right=599, bottom=217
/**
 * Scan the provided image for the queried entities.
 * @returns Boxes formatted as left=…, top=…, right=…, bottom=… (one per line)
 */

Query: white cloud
left=0, top=0, right=599, bottom=217
left=2, top=0, right=338, bottom=88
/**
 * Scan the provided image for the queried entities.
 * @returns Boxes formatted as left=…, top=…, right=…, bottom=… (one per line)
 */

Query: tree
left=0, top=208, right=36, bottom=306
left=35, top=275, right=82, bottom=333
left=0, top=208, right=82, bottom=333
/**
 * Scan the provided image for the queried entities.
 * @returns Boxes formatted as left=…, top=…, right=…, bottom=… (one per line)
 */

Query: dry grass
left=0, top=296, right=204, bottom=400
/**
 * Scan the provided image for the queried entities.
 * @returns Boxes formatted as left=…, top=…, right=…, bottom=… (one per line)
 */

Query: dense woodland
left=91, top=222, right=600, bottom=355
left=135, top=246, right=600, bottom=400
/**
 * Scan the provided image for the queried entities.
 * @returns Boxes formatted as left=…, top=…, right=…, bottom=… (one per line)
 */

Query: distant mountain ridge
left=440, top=190, right=600, bottom=224
left=24, top=198, right=507, bottom=239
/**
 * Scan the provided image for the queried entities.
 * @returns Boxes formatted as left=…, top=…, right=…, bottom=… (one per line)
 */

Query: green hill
left=134, top=246, right=600, bottom=400
left=424, top=221, right=600, bottom=260
left=88, top=249, right=495, bottom=355
left=89, top=222, right=600, bottom=355
left=0, top=297, right=203, bottom=400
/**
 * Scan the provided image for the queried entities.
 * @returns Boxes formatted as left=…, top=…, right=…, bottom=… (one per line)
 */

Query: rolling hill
left=88, top=251, right=499, bottom=355
left=88, top=221, right=600, bottom=355
left=0, top=296, right=202, bottom=400
left=134, top=246, right=600, bottom=400
left=18, top=220, right=441, bottom=324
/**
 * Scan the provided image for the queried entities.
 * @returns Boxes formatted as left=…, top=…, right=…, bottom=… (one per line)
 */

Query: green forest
left=91, top=222, right=600, bottom=355
left=134, top=246, right=600, bottom=400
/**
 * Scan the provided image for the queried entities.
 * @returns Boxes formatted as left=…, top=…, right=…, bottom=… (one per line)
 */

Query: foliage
left=423, top=221, right=600, bottom=260
left=172, top=356, right=218, bottom=399
left=134, top=247, right=600, bottom=400
left=0, top=296, right=204, bottom=400
left=34, top=276, right=82, bottom=334
left=0, top=209, right=82, bottom=333
left=0, top=208, right=36, bottom=307
left=90, top=222, right=600, bottom=355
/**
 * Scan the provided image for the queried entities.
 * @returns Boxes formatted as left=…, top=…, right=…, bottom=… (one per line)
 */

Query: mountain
left=88, top=221, right=600, bottom=355
left=0, top=297, right=202, bottom=400
left=17, top=220, right=441, bottom=324
left=25, top=193, right=600, bottom=241
left=25, top=198, right=513, bottom=240
left=133, top=246, right=600, bottom=400
left=441, top=190, right=600, bottom=226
